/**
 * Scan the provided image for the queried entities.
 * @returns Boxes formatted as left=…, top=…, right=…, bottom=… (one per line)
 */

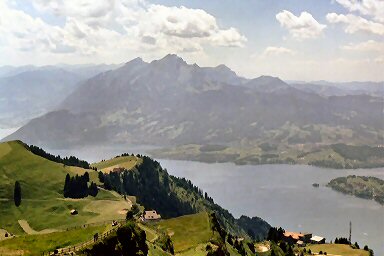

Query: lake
left=46, top=146, right=384, bottom=255
left=159, top=160, right=384, bottom=255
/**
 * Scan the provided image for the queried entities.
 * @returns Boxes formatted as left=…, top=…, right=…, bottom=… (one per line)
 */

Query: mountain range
left=3, top=54, right=383, bottom=149
left=0, top=64, right=120, bottom=128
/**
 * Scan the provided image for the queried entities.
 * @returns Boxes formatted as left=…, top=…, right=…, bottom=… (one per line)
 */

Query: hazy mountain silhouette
left=4, top=55, right=383, bottom=148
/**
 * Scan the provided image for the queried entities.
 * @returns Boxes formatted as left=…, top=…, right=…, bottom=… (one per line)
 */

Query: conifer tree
left=14, top=181, right=21, bottom=207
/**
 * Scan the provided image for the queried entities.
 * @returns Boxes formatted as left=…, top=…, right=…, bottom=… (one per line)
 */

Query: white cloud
left=276, top=10, right=326, bottom=40
left=327, top=13, right=384, bottom=35
left=341, top=40, right=384, bottom=53
left=334, top=0, right=384, bottom=22
left=263, top=46, right=296, bottom=56
left=0, top=0, right=247, bottom=62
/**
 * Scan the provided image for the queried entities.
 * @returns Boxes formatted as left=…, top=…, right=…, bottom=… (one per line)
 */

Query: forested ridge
left=98, top=155, right=271, bottom=240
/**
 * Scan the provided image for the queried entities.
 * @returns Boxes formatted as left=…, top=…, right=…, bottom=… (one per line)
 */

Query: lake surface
left=159, top=160, right=384, bottom=255
left=46, top=146, right=384, bottom=255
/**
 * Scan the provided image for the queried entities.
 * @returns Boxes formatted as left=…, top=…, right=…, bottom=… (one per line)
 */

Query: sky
left=0, top=0, right=383, bottom=82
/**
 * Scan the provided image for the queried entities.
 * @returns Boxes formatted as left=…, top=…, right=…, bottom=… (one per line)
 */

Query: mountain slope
left=0, top=141, right=129, bottom=235
left=4, top=55, right=383, bottom=148
left=0, top=68, right=82, bottom=127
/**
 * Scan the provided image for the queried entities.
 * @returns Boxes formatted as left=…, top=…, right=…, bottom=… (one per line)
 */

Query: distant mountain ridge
left=3, top=54, right=383, bottom=149
left=0, top=64, right=121, bottom=128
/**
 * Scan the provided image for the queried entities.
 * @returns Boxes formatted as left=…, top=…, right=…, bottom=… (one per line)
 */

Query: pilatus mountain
left=4, top=54, right=383, bottom=148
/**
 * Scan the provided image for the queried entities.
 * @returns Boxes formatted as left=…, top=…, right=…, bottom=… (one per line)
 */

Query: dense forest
left=98, top=155, right=271, bottom=239
left=83, top=221, right=148, bottom=256
left=28, top=144, right=92, bottom=169
left=64, top=172, right=98, bottom=198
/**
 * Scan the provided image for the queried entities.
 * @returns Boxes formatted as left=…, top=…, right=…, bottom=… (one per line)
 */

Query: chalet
left=283, top=231, right=303, bottom=244
left=310, top=235, right=325, bottom=244
left=283, top=231, right=312, bottom=244
left=143, top=210, right=161, bottom=221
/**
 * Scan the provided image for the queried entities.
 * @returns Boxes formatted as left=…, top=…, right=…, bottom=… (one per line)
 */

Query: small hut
left=70, top=209, right=78, bottom=215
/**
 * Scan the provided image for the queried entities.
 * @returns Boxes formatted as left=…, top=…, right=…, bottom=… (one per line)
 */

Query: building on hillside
left=70, top=209, right=78, bottom=215
left=284, top=231, right=304, bottom=244
left=283, top=231, right=312, bottom=244
left=296, top=240, right=306, bottom=247
left=310, top=235, right=325, bottom=244
left=143, top=210, right=161, bottom=221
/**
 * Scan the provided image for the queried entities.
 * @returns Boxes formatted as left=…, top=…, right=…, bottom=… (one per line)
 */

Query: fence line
left=42, top=219, right=127, bottom=256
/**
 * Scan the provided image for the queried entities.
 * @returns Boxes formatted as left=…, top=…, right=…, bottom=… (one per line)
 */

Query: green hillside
left=328, top=175, right=384, bottom=204
left=0, top=141, right=131, bottom=235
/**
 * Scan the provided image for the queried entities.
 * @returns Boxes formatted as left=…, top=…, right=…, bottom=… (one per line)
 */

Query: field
left=305, top=244, right=370, bottom=256
left=0, top=140, right=131, bottom=238
left=0, top=224, right=110, bottom=255
left=92, top=155, right=141, bottom=173
left=149, top=212, right=212, bottom=253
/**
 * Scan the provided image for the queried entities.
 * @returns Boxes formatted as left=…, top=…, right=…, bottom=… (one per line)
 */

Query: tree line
left=97, top=155, right=271, bottom=240
left=64, top=172, right=98, bottom=198
left=28, top=145, right=93, bottom=169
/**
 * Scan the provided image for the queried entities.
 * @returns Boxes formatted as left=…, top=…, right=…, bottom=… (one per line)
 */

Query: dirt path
left=18, top=220, right=58, bottom=235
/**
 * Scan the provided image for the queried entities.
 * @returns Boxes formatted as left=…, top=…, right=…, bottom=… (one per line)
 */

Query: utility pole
left=349, top=221, right=352, bottom=244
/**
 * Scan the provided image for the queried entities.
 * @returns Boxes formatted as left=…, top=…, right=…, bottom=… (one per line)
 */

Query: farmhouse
left=310, top=235, right=326, bottom=244
left=143, top=210, right=161, bottom=221
left=283, top=231, right=312, bottom=244
left=283, top=231, right=303, bottom=243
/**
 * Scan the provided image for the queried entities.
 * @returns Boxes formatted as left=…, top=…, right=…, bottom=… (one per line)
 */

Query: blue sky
left=0, top=0, right=383, bottom=81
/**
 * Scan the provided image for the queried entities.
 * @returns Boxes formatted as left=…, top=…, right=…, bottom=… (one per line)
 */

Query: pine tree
left=14, top=181, right=21, bottom=207
left=64, top=174, right=70, bottom=198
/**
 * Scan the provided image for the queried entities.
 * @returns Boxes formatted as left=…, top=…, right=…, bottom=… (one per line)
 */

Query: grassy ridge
left=305, top=244, right=369, bottom=256
left=0, top=224, right=110, bottom=255
left=92, top=155, right=141, bottom=172
left=0, top=141, right=130, bottom=235
left=154, top=212, right=212, bottom=253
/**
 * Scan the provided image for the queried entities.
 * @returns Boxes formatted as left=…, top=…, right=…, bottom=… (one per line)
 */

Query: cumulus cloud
left=0, top=0, right=247, bottom=60
left=276, top=10, right=326, bottom=40
left=263, top=46, right=296, bottom=56
left=327, top=13, right=384, bottom=35
left=334, top=0, right=384, bottom=22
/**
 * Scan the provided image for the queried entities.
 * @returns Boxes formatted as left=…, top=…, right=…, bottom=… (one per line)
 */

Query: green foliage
left=267, top=227, right=285, bottom=243
left=63, top=173, right=91, bottom=198
left=155, top=234, right=174, bottom=255
left=331, top=144, right=384, bottom=162
left=101, top=155, right=270, bottom=239
left=236, top=215, right=271, bottom=240
left=83, top=222, right=148, bottom=256
left=14, top=181, right=21, bottom=207
left=28, top=144, right=91, bottom=169
left=309, top=159, right=344, bottom=169
left=328, top=176, right=384, bottom=205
